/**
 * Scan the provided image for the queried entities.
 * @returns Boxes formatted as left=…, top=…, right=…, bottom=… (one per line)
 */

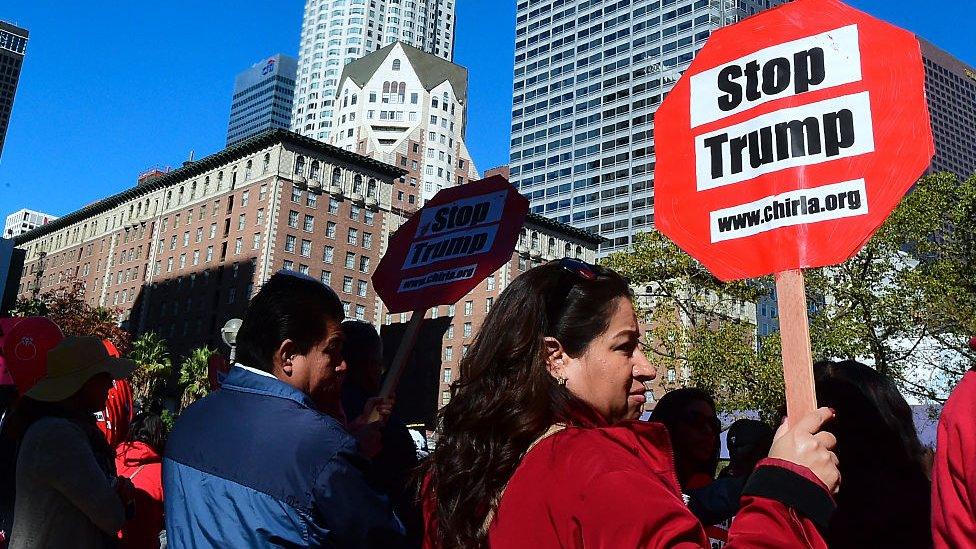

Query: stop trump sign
left=372, top=175, right=529, bottom=313
left=655, top=0, right=933, bottom=281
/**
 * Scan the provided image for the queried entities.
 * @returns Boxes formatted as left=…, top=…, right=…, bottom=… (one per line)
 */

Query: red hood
left=116, top=441, right=161, bottom=468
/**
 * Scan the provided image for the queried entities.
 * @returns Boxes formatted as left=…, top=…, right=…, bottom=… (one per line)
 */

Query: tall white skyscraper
left=291, top=0, right=457, bottom=142
left=508, top=0, right=788, bottom=255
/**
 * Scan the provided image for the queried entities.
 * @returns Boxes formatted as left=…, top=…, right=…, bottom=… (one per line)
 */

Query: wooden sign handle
left=775, top=269, right=818, bottom=420
left=367, top=309, right=425, bottom=422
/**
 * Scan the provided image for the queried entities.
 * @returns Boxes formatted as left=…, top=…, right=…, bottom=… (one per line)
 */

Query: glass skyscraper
left=508, top=0, right=787, bottom=255
left=226, top=54, right=298, bottom=147
left=0, top=21, right=28, bottom=159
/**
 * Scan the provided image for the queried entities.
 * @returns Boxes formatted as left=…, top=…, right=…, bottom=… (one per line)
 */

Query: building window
left=392, top=59, right=401, bottom=70
left=345, top=252, right=356, bottom=269
left=326, top=221, right=337, bottom=238
left=443, top=368, right=453, bottom=383
left=362, top=232, right=373, bottom=249
left=235, top=238, right=243, bottom=254
left=307, top=194, right=317, bottom=208
left=253, top=233, right=262, bottom=250
left=323, top=246, right=334, bottom=263
left=355, top=304, right=366, bottom=320
left=487, top=276, right=495, bottom=291
left=446, top=324, right=454, bottom=339
left=329, top=197, right=340, bottom=214
left=288, top=210, right=299, bottom=228
left=304, top=214, right=315, bottom=232
left=238, top=214, right=246, bottom=230
left=463, top=322, right=472, bottom=338
left=210, top=224, right=217, bottom=239
left=350, top=205, right=361, bottom=221
left=364, top=211, right=374, bottom=225
left=359, top=256, right=370, bottom=272
left=448, top=304, right=456, bottom=316
left=299, top=264, right=310, bottom=275
left=320, top=270, right=332, bottom=285
left=301, top=239, right=312, bottom=257
left=441, top=390, right=451, bottom=406
left=292, top=187, right=302, bottom=203
left=357, top=280, right=368, bottom=297
left=283, top=260, right=294, bottom=271
left=241, top=190, right=250, bottom=207
left=464, top=301, right=473, bottom=316
left=206, top=246, right=213, bottom=262
left=347, top=228, right=358, bottom=245
left=486, top=297, right=494, bottom=313
left=342, top=276, right=353, bottom=293
left=285, top=235, right=297, bottom=252
left=444, top=347, right=454, bottom=361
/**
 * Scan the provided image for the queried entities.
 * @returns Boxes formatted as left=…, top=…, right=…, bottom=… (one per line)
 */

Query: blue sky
left=0, top=1, right=972, bottom=218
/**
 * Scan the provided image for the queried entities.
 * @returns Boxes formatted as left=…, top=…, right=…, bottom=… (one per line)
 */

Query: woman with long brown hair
left=421, top=259, right=841, bottom=548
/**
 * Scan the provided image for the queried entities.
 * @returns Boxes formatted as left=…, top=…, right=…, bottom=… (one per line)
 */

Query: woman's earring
left=556, top=375, right=567, bottom=386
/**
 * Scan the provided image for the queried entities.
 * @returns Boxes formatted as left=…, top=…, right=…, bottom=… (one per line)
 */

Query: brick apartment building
left=12, top=130, right=603, bottom=426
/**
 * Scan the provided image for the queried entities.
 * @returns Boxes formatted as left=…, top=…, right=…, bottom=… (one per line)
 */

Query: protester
left=815, top=360, right=932, bottom=549
left=422, top=259, right=841, bottom=548
left=116, top=413, right=166, bottom=549
left=341, top=320, right=422, bottom=547
left=7, top=336, right=136, bottom=549
left=686, top=418, right=774, bottom=528
left=931, top=361, right=976, bottom=548
left=163, top=271, right=405, bottom=547
left=649, top=387, right=721, bottom=490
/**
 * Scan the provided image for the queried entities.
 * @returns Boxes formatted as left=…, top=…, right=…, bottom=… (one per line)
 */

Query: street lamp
left=221, top=318, right=243, bottom=363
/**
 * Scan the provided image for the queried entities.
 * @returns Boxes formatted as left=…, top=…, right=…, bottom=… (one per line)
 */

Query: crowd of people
left=0, top=261, right=973, bottom=548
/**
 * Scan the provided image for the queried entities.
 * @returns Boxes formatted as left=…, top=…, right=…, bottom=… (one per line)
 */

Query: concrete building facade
left=508, top=0, right=790, bottom=256
left=226, top=54, right=298, bottom=147
left=5, top=209, right=56, bottom=239
left=0, top=21, right=28, bottom=158
left=328, top=42, right=478, bottom=211
left=921, top=40, right=976, bottom=180
left=291, top=0, right=457, bottom=142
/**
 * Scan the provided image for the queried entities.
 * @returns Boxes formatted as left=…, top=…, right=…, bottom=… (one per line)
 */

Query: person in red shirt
left=115, top=413, right=165, bottom=549
left=932, top=362, right=976, bottom=548
left=421, top=259, right=841, bottom=548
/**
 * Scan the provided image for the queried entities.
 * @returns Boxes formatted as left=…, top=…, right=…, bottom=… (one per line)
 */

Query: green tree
left=604, top=172, right=976, bottom=411
left=179, top=347, right=215, bottom=410
left=128, top=332, right=173, bottom=414
left=10, top=280, right=131, bottom=354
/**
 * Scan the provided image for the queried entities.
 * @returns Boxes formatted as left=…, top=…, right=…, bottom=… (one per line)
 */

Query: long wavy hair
left=421, top=260, right=632, bottom=548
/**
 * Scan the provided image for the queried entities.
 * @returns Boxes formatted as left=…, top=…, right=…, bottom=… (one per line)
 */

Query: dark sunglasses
left=548, top=258, right=613, bottom=321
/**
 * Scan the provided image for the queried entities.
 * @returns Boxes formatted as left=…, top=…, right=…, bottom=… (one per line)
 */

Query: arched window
left=392, top=59, right=401, bottom=70
left=531, top=231, right=539, bottom=250
left=295, top=155, right=306, bottom=175
left=263, top=153, right=271, bottom=174
left=178, top=186, right=185, bottom=204
left=332, top=167, right=342, bottom=187
left=245, top=160, right=253, bottom=179
left=204, top=176, right=210, bottom=195
left=398, top=82, right=406, bottom=101
left=564, top=242, right=572, bottom=256
left=519, top=229, right=527, bottom=247
left=383, top=81, right=390, bottom=93
left=217, top=171, right=224, bottom=190
left=575, top=246, right=583, bottom=259
left=353, top=174, right=363, bottom=194
left=310, top=160, right=320, bottom=180
left=166, top=191, right=172, bottom=208
left=366, top=178, right=377, bottom=198
left=190, top=181, right=197, bottom=199
left=548, top=237, right=556, bottom=256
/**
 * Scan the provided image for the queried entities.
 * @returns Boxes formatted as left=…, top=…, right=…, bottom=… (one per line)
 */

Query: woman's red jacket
left=424, top=419, right=834, bottom=548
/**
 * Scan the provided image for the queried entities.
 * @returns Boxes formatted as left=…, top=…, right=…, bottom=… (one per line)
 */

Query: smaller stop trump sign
left=655, top=0, right=934, bottom=281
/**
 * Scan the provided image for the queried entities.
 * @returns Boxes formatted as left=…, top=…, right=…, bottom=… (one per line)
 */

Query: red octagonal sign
left=373, top=175, right=529, bottom=314
left=655, top=0, right=934, bottom=281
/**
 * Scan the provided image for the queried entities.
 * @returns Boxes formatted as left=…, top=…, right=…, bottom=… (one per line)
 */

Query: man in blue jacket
left=163, top=271, right=405, bottom=547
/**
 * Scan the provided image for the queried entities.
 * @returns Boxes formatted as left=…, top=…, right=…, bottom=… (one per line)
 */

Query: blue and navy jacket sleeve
left=313, top=439, right=407, bottom=547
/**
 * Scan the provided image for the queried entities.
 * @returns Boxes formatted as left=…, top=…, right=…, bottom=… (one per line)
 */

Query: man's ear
left=543, top=336, right=567, bottom=379
left=274, top=339, right=298, bottom=376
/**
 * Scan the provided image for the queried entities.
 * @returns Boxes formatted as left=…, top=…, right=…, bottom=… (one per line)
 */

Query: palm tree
left=127, top=332, right=173, bottom=414
left=179, top=347, right=215, bottom=410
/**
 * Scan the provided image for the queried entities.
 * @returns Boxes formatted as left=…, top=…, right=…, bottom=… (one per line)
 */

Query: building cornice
left=14, top=129, right=406, bottom=245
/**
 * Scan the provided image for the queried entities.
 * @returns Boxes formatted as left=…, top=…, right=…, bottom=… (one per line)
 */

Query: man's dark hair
left=235, top=271, right=344, bottom=372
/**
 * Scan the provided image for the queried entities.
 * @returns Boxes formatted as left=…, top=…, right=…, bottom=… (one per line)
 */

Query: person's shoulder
left=536, top=420, right=673, bottom=474
left=23, top=416, right=85, bottom=445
